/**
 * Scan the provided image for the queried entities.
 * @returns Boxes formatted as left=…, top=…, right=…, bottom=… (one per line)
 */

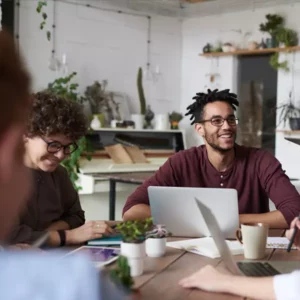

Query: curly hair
left=27, top=92, right=88, bottom=141
left=185, top=89, right=239, bottom=125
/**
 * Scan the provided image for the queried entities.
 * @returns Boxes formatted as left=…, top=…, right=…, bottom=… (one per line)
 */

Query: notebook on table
left=87, top=235, right=122, bottom=246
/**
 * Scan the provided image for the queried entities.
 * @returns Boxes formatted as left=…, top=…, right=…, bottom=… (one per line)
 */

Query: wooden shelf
left=199, top=46, right=300, bottom=57
left=277, top=130, right=300, bottom=134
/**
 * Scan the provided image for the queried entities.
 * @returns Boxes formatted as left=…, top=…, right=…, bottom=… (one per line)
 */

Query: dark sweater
left=8, top=165, right=85, bottom=244
left=123, top=144, right=300, bottom=225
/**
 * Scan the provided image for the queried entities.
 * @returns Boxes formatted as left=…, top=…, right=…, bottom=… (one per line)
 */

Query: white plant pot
left=146, top=238, right=166, bottom=257
left=121, top=242, right=146, bottom=277
left=154, top=114, right=169, bottom=130
left=131, top=114, right=144, bottom=130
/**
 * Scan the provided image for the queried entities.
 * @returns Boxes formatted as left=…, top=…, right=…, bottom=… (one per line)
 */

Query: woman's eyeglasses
left=40, top=137, right=78, bottom=155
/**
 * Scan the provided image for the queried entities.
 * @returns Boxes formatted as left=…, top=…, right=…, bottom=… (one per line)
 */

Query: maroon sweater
left=123, top=144, right=300, bottom=225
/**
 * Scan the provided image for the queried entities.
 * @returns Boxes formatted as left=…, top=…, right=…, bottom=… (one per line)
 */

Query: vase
left=90, top=114, right=101, bottom=130
left=170, top=121, right=179, bottom=130
left=146, top=238, right=166, bottom=257
left=121, top=242, right=146, bottom=277
left=131, top=114, right=144, bottom=130
left=154, top=114, right=169, bottom=130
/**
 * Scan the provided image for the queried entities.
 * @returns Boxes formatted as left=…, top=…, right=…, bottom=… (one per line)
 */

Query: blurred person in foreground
left=179, top=216, right=300, bottom=300
left=0, top=30, right=126, bottom=300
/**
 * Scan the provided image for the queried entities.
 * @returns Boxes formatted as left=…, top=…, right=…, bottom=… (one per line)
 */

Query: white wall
left=181, top=3, right=300, bottom=178
left=19, top=0, right=182, bottom=115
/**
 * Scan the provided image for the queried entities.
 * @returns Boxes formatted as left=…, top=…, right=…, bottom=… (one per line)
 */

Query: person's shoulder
left=236, top=144, right=277, bottom=163
left=169, top=145, right=205, bottom=163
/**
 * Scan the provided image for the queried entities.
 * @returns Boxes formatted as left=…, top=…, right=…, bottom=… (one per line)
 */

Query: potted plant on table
left=145, top=224, right=172, bottom=258
left=115, top=218, right=153, bottom=277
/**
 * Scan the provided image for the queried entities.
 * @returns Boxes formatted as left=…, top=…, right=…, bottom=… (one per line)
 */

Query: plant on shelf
left=137, top=67, right=146, bottom=115
left=276, top=92, right=300, bottom=130
left=275, top=27, right=298, bottom=47
left=169, top=111, right=183, bottom=129
left=83, top=80, right=120, bottom=127
left=259, top=13, right=284, bottom=46
left=110, top=255, right=134, bottom=292
left=46, top=72, right=93, bottom=190
left=259, top=13, right=298, bottom=71
left=36, top=1, right=51, bottom=41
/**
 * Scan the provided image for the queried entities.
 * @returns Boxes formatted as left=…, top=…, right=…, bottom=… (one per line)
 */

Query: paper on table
left=166, top=237, right=244, bottom=259
left=267, top=237, right=297, bottom=250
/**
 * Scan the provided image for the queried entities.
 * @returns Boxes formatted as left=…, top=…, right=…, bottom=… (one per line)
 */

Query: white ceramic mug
left=236, top=223, right=269, bottom=260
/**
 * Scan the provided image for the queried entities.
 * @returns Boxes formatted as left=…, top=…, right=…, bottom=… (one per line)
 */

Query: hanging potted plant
left=115, top=218, right=153, bottom=277
left=145, top=224, right=172, bottom=258
left=276, top=92, right=300, bottom=130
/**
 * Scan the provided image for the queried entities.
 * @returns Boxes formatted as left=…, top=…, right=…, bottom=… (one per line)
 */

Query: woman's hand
left=66, top=221, right=115, bottom=245
left=286, top=216, right=300, bottom=249
left=179, top=265, right=231, bottom=293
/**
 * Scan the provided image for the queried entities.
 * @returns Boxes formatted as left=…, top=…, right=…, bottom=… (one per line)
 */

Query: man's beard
left=204, top=132, right=236, bottom=154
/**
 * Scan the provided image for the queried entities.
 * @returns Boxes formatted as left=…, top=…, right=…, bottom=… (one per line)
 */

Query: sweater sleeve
left=257, top=150, right=300, bottom=225
left=7, top=223, right=46, bottom=244
left=274, top=271, right=300, bottom=300
left=122, top=152, right=183, bottom=215
left=59, top=167, right=85, bottom=229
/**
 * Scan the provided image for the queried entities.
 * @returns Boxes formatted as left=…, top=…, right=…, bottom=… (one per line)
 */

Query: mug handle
left=236, top=228, right=243, bottom=244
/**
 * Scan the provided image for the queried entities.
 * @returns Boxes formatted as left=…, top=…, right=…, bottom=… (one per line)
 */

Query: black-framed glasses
left=40, top=137, right=78, bottom=155
left=200, top=116, right=239, bottom=127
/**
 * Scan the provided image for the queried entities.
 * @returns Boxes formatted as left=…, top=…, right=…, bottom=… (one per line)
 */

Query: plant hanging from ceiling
left=36, top=1, right=51, bottom=41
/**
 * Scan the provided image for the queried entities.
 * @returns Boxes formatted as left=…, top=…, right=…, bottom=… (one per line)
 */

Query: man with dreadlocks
left=123, top=89, right=300, bottom=228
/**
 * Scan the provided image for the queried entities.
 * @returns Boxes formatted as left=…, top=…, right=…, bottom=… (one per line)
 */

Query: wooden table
left=116, top=229, right=300, bottom=300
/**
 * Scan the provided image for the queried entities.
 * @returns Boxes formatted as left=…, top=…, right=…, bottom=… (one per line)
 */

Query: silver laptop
left=195, top=197, right=300, bottom=276
left=148, top=186, right=239, bottom=239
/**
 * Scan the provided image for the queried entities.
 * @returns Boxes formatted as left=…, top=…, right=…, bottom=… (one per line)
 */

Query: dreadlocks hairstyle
left=185, top=89, right=239, bottom=125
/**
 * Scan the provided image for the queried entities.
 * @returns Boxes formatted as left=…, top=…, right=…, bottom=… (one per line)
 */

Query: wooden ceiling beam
left=184, top=0, right=210, bottom=3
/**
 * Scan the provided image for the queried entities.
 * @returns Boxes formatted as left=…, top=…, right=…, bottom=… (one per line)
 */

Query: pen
left=287, top=214, right=300, bottom=252
left=31, top=232, right=49, bottom=248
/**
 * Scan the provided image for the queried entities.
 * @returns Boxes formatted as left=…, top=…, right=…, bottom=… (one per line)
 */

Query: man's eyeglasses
left=41, top=137, right=78, bottom=155
left=199, top=116, right=239, bottom=127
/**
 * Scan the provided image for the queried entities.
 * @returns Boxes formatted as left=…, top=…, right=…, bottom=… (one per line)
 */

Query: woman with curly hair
left=8, top=91, right=115, bottom=247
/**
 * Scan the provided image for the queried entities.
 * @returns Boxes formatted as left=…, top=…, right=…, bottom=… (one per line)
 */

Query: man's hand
left=179, top=265, right=231, bottom=293
left=66, top=221, right=115, bottom=245
left=285, top=216, right=300, bottom=249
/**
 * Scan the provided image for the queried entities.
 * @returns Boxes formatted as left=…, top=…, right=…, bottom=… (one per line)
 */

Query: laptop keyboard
left=237, top=262, right=280, bottom=277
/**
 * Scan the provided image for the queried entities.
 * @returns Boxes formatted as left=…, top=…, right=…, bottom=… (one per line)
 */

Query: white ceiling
left=86, top=0, right=300, bottom=18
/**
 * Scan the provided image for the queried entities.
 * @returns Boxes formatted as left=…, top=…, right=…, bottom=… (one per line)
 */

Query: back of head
left=185, top=89, right=239, bottom=125
left=0, top=30, right=31, bottom=240
left=0, top=30, right=31, bottom=135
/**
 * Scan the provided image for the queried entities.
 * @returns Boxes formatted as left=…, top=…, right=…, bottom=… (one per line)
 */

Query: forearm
left=47, top=221, right=70, bottom=231
left=47, top=229, right=76, bottom=246
left=239, top=210, right=288, bottom=228
left=123, top=204, right=151, bottom=221
left=222, top=275, right=275, bottom=300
